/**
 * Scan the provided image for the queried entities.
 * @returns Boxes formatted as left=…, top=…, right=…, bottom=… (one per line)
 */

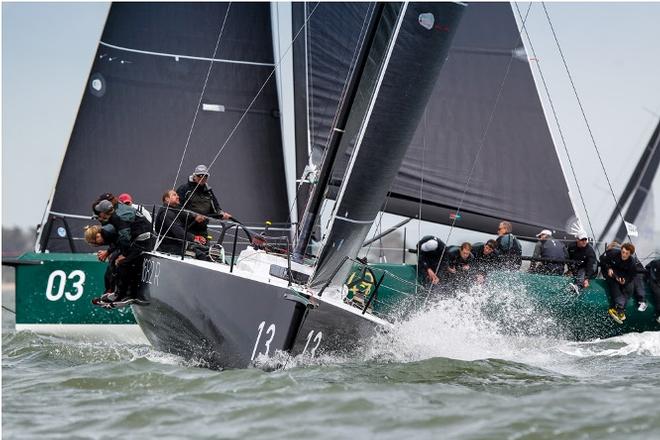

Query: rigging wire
left=284, top=2, right=377, bottom=233
left=512, top=2, right=600, bottom=249
left=416, top=104, right=429, bottom=298
left=424, top=2, right=535, bottom=296
left=155, top=2, right=322, bottom=250
left=155, top=3, right=232, bottom=246
left=540, top=2, right=631, bottom=245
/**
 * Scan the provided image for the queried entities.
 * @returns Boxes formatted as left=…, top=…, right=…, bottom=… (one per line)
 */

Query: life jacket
left=540, top=239, right=567, bottom=260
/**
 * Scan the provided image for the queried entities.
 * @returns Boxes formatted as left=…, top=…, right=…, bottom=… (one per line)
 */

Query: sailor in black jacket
left=155, top=190, right=200, bottom=255
left=416, top=236, right=447, bottom=285
left=645, top=258, right=660, bottom=324
left=472, top=239, right=500, bottom=283
left=566, top=233, right=597, bottom=289
left=445, top=242, right=475, bottom=289
left=176, top=164, right=231, bottom=237
left=600, top=242, right=638, bottom=323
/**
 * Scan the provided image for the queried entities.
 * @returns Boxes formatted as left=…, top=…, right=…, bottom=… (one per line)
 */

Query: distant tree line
left=2, top=226, right=37, bottom=284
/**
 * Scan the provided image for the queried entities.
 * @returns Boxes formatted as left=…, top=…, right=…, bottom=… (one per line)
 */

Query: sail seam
left=99, top=41, right=274, bottom=67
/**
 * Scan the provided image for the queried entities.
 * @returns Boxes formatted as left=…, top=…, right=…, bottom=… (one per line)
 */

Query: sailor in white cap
left=529, top=228, right=568, bottom=275
left=566, top=232, right=598, bottom=293
left=416, top=236, right=447, bottom=285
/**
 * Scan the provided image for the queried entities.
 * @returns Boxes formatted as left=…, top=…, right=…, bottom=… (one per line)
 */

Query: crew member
left=600, top=242, right=638, bottom=324
left=93, top=198, right=153, bottom=303
left=495, top=221, right=522, bottom=269
left=84, top=223, right=119, bottom=296
left=529, top=229, right=568, bottom=275
left=472, top=239, right=500, bottom=283
left=155, top=189, right=209, bottom=259
left=416, top=236, right=446, bottom=286
left=566, top=232, right=597, bottom=292
left=646, top=258, right=660, bottom=324
left=445, top=242, right=474, bottom=289
left=176, top=164, right=232, bottom=238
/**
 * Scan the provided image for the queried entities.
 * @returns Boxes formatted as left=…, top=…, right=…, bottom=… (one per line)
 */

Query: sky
left=2, top=2, right=660, bottom=255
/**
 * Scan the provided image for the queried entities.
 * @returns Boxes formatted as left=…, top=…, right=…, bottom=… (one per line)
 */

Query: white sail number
left=302, top=330, right=323, bottom=357
left=45, top=270, right=86, bottom=301
left=251, top=321, right=276, bottom=360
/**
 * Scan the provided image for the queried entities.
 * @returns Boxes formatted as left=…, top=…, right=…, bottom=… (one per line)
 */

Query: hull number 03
left=251, top=321, right=276, bottom=361
left=46, top=270, right=86, bottom=301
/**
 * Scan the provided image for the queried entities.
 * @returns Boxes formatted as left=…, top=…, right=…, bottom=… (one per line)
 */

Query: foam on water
left=558, top=332, right=660, bottom=358
left=360, top=281, right=660, bottom=376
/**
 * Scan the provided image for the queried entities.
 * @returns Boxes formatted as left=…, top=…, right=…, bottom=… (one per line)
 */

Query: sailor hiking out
left=90, top=194, right=153, bottom=306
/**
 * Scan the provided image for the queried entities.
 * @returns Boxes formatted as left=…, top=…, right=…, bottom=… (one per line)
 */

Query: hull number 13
left=251, top=321, right=276, bottom=361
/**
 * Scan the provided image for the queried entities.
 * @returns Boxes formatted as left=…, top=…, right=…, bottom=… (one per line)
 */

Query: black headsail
left=309, top=2, right=465, bottom=288
left=38, top=2, right=289, bottom=252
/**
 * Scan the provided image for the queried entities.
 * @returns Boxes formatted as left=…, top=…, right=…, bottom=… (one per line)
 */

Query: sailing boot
left=608, top=308, right=623, bottom=325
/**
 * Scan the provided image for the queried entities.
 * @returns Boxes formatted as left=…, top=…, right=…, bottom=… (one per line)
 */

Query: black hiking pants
left=606, top=278, right=634, bottom=311
left=633, top=274, right=647, bottom=304
left=650, top=282, right=660, bottom=318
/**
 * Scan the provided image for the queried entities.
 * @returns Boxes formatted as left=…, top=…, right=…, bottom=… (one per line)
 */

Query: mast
left=599, top=120, right=660, bottom=243
left=292, top=3, right=384, bottom=261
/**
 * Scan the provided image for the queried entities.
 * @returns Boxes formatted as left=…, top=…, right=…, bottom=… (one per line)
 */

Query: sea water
left=3, top=284, right=660, bottom=440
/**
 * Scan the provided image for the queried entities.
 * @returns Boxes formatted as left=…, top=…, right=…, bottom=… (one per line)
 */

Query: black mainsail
left=38, top=2, right=289, bottom=252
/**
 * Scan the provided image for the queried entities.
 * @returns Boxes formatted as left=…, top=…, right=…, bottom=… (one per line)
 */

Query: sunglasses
left=195, top=174, right=209, bottom=178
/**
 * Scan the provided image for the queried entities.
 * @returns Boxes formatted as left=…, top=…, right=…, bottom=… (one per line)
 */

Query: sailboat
left=132, top=2, right=466, bottom=369
left=342, top=4, right=660, bottom=340
left=8, top=2, right=657, bottom=348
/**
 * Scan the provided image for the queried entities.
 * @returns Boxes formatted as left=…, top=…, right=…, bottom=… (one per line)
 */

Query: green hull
left=14, top=253, right=136, bottom=328
left=11, top=254, right=659, bottom=341
left=363, top=263, right=659, bottom=340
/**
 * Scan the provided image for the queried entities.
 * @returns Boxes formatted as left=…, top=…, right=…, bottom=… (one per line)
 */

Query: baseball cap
left=118, top=193, right=132, bottom=204
left=193, top=164, right=209, bottom=176
left=94, top=199, right=114, bottom=214
left=420, top=239, right=439, bottom=252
